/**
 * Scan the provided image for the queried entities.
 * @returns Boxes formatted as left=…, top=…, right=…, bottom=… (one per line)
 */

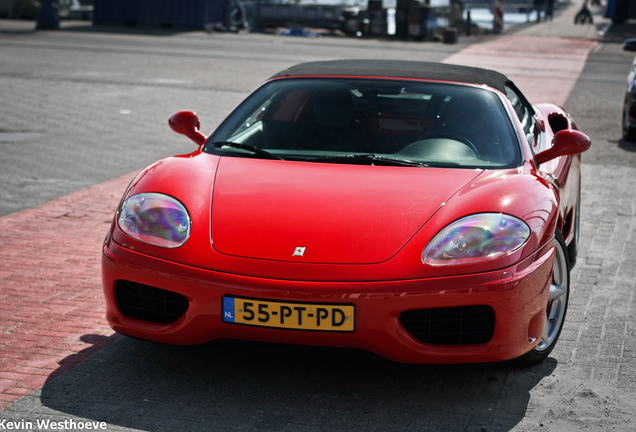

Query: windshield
left=204, top=78, right=522, bottom=169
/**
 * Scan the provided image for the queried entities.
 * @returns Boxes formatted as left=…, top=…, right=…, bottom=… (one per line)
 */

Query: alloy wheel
left=535, top=235, right=569, bottom=352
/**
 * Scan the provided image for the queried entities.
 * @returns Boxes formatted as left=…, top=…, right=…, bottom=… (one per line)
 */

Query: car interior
left=210, top=79, right=522, bottom=169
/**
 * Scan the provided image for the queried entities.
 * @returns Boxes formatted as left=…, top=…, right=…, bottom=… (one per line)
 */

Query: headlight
left=422, top=213, right=530, bottom=266
left=117, top=193, right=191, bottom=248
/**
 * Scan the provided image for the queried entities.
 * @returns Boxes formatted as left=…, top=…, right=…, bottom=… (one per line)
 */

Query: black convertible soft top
left=269, top=60, right=512, bottom=94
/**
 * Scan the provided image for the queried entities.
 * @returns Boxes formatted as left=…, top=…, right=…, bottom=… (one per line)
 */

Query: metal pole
left=466, top=9, right=471, bottom=35
left=492, top=0, right=504, bottom=33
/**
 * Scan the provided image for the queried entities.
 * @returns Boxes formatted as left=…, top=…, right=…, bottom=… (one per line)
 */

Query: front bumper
left=102, top=240, right=554, bottom=364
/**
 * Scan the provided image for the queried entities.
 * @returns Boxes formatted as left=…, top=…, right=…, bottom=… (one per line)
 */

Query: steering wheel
left=417, top=131, right=479, bottom=157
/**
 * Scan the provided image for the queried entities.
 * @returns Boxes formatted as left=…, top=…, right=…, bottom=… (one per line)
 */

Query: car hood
left=211, top=157, right=482, bottom=264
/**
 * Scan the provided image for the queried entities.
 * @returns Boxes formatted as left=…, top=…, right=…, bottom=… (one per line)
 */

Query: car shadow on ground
left=618, top=137, right=636, bottom=153
left=0, top=27, right=35, bottom=35
left=35, top=334, right=558, bottom=431
left=59, top=23, right=203, bottom=36
left=0, top=20, right=202, bottom=36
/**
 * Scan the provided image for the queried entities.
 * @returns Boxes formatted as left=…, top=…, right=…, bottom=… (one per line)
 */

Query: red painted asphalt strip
left=443, top=35, right=598, bottom=107
left=0, top=172, right=136, bottom=410
left=0, top=35, right=597, bottom=411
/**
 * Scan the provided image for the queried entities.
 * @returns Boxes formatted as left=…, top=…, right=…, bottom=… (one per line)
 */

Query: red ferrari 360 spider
left=102, top=60, right=591, bottom=365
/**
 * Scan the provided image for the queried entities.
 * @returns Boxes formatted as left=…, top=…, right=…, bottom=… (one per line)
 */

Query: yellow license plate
left=222, top=296, right=355, bottom=332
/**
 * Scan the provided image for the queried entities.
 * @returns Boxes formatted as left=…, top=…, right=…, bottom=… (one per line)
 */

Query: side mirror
left=624, top=38, right=636, bottom=52
left=535, top=129, right=591, bottom=165
left=169, top=111, right=207, bottom=146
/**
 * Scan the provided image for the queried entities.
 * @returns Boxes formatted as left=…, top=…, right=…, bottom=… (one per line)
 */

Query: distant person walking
left=534, top=0, right=544, bottom=22
left=545, top=0, right=555, bottom=20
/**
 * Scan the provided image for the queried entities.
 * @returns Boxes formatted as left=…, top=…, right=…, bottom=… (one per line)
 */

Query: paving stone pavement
left=0, top=173, right=134, bottom=408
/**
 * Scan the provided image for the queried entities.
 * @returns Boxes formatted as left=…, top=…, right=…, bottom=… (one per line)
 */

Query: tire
left=516, top=229, right=570, bottom=366
left=622, top=94, right=636, bottom=141
left=567, top=177, right=581, bottom=264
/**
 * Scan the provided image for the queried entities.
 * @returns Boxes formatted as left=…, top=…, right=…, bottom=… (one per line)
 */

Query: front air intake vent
left=115, top=280, right=189, bottom=324
left=400, top=305, right=495, bottom=345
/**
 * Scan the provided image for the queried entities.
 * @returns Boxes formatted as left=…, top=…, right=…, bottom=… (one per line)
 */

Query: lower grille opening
left=400, top=305, right=495, bottom=345
left=115, top=280, right=189, bottom=324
